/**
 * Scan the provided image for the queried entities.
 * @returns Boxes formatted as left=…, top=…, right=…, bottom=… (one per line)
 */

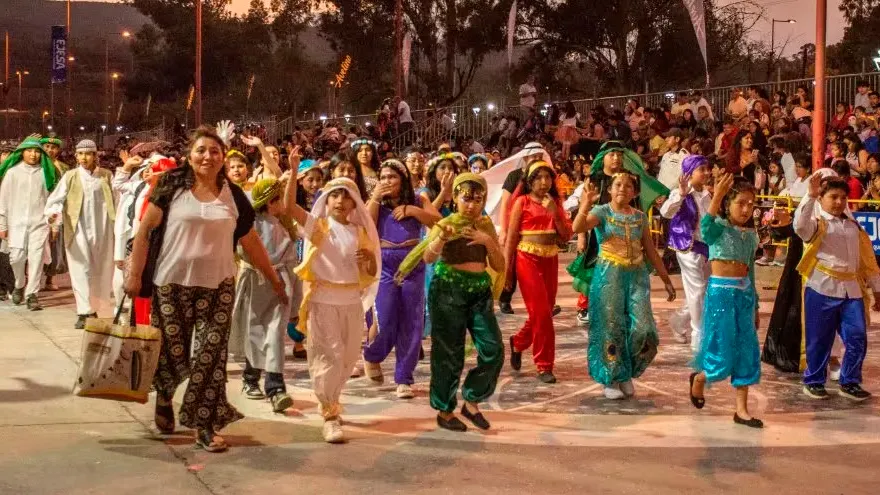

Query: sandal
left=689, top=372, right=705, bottom=410
left=195, top=429, right=228, bottom=453
left=154, top=393, right=176, bottom=434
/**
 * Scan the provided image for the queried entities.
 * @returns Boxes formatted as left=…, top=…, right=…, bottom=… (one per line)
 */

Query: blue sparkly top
left=590, top=204, right=648, bottom=266
left=700, top=214, right=758, bottom=266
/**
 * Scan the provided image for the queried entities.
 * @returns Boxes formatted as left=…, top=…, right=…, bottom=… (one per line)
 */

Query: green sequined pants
left=428, top=262, right=504, bottom=413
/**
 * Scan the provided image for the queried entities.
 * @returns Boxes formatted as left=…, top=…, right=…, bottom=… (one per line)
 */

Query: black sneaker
left=499, top=302, right=514, bottom=315
left=839, top=384, right=872, bottom=401
left=576, top=309, right=590, bottom=326
left=26, top=294, right=42, bottom=311
left=803, top=384, right=829, bottom=400
left=552, top=305, right=562, bottom=316
left=242, top=382, right=265, bottom=400
left=11, top=288, right=24, bottom=305
left=537, top=371, right=557, bottom=384
left=509, top=336, right=521, bottom=371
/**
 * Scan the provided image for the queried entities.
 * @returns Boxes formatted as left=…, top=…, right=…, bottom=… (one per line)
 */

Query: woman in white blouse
left=126, top=127, right=285, bottom=453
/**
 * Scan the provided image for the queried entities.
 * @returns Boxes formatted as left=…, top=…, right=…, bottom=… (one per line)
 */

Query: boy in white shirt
left=660, top=155, right=712, bottom=349
left=0, top=136, right=58, bottom=310
left=795, top=172, right=880, bottom=401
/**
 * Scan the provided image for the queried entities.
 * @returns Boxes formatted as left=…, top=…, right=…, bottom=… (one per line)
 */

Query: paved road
left=1, top=261, right=878, bottom=494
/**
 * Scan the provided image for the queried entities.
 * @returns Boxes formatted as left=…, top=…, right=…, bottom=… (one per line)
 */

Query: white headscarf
left=304, top=177, right=381, bottom=312
left=482, top=142, right=552, bottom=229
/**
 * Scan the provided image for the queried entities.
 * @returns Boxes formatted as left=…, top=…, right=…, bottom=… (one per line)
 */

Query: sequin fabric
left=587, top=205, right=659, bottom=386
left=694, top=276, right=761, bottom=387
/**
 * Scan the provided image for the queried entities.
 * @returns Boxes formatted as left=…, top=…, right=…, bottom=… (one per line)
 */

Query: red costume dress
left=509, top=194, right=572, bottom=372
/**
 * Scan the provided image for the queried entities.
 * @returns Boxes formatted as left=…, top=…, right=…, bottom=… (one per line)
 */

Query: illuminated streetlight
left=47, top=125, right=53, bottom=131
left=472, top=106, right=481, bottom=116
left=68, top=56, right=75, bottom=62
left=486, top=103, right=496, bottom=111
left=319, top=115, right=327, bottom=121
left=79, top=126, right=85, bottom=131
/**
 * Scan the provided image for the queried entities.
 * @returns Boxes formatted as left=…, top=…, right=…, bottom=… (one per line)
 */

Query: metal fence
left=107, top=72, right=879, bottom=151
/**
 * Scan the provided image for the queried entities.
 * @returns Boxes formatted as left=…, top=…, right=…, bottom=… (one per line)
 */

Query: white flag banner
left=682, top=0, right=710, bottom=86
left=402, top=32, right=412, bottom=93
left=507, top=1, right=517, bottom=68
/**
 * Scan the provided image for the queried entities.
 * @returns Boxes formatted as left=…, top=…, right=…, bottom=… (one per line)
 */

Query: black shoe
left=242, top=382, right=265, bottom=400
left=269, top=391, right=294, bottom=412
left=552, top=305, right=562, bottom=316
left=537, top=371, right=557, bottom=384
left=461, top=404, right=491, bottom=430
left=509, top=336, right=522, bottom=371
left=803, top=384, right=829, bottom=400
left=0, top=291, right=7, bottom=301
left=499, top=302, right=514, bottom=315
left=26, top=294, right=42, bottom=311
left=689, top=372, right=705, bottom=409
left=75, top=315, right=88, bottom=330
left=11, top=288, right=23, bottom=305
left=733, top=413, right=764, bottom=428
left=419, top=345, right=425, bottom=361
left=292, top=347, right=307, bottom=360
left=436, top=414, right=468, bottom=432
left=839, top=383, right=872, bottom=401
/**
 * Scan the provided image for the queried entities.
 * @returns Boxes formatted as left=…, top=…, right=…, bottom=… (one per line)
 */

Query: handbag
left=73, top=299, right=162, bottom=404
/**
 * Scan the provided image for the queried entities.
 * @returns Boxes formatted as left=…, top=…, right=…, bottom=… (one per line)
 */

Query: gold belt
left=517, top=241, right=559, bottom=258
left=816, top=264, right=858, bottom=281
left=599, top=251, right=644, bottom=267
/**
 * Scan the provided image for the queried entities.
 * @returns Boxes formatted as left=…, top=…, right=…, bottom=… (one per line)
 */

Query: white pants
left=306, top=301, right=364, bottom=419
left=9, top=229, right=49, bottom=297
left=66, top=234, right=114, bottom=316
left=671, top=250, right=710, bottom=352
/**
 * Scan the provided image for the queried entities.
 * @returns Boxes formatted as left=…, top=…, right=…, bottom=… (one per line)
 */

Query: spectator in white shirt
left=854, top=81, right=872, bottom=111
left=519, top=74, right=537, bottom=110
left=656, top=128, right=690, bottom=190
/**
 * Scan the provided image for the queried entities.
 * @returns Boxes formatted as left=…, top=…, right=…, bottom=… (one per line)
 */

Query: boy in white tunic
left=290, top=176, right=380, bottom=444
left=0, top=136, right=58, bottom=310
left=44, top=140, right=116, bottom=328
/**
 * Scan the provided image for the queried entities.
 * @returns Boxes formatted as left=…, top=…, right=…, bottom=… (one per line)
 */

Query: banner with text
left=854, top=211, right=880, bottom=254
left=51, top=25, right=67, bottom=84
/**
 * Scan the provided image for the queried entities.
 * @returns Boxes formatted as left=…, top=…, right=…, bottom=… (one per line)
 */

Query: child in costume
left=506, top=160, right=573, bottom=384
left=363, top=159, right=441, bottom=398
left=0, top=136, right=58, bottom=310
left=397, top=173, right=505, bottom=432
left=289, top=176, right=381, bottom=443
left=689, top=174, right=763, bottom=428
left=659, top=154, right=712, bottom=349
left=231, top=169, right=299, bottom=413
left=574, top=172, right=676, bottom=399
left=44, top=140, right=116, bottom=328
left=796, top=172, right=880, bottom=401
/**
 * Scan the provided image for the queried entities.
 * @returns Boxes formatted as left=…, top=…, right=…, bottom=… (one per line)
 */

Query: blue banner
left=51, top=25, right=67, bottom=84
left=853, top=211, right=880, bottom=254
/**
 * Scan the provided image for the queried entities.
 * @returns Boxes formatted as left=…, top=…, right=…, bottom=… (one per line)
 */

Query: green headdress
left=40, top=136, right=63, bottom=147
left=590, top=141, right=668, bottom=212
left=251, top=177, right=283, bottom=210
left=0, top=136, right=58, bottom=190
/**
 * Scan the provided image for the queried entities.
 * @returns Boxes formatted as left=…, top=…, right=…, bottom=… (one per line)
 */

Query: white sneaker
left=619, top=380, right=635, bottom=397
left=322, top=419, right=344, bottom=444
left=603, top=384, right=625, bottom=400
left=830, top=366, right=841, bottom=382
left=669, top=310, right=690, bottom=344
left=365, top=362, right=383, bottom=384
left=396, top=384, right=415, bottom=399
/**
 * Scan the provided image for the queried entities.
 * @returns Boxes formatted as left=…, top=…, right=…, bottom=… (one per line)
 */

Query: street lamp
left=472, top=106, right=481, bottom=116
left=769, top=19, right=797, bottom=79
left=111, top=73, right=121, bottom=128
left=15, top=70, right=29, bottom=138
left=105, top=31, right=131, bottom=128
left=486, top=103, right=496, bottom=111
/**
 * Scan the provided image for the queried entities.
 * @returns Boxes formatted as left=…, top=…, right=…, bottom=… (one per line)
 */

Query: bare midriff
left=711, top=260, right=749, bottom=278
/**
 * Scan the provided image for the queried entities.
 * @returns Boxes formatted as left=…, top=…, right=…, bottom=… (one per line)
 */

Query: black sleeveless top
left=442, top=238, right=487, bottom=264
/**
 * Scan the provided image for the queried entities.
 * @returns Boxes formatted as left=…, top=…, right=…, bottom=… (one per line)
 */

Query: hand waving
left=216, top=120, right=236, bottom=147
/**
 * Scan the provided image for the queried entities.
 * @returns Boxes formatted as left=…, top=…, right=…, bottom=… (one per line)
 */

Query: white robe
left=0, top=162, right=51, bottom=296
left=45, top=168, right=115, bottom=316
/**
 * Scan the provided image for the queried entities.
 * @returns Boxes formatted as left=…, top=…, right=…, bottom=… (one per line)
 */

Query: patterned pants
left=151, top=278, right=243, bottom=432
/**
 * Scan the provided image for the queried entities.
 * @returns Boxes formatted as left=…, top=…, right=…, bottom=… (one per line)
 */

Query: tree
left=515, top=0, right=762, bottom=95
left=828, top=2, right=880, bottom=75
left=317, top=0, right=512, bottom=108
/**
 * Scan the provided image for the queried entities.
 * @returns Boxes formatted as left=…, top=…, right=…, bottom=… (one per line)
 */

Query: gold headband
left=527, top=160, right=553, bottom=178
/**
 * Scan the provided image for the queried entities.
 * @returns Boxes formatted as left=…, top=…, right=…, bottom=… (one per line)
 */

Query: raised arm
left=572, top=180, right=602, bottom=233
left=242, top=135, right=282, bottom=179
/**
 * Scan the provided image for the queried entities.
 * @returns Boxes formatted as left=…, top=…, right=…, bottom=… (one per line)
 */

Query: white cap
left=75, top=139, right=98, bottom=153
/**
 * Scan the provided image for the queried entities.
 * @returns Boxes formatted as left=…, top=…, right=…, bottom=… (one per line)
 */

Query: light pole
left=105, top=31, right=130, bottom=131
left=769, top=19, right=796, bottom=80
left=67, top=55, right=74, bottom=141
left=15, top=69, right=28, bottom=137
left=195, top=0, right=202, bottom=126
left=111, top=72, right=120, bottom=128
